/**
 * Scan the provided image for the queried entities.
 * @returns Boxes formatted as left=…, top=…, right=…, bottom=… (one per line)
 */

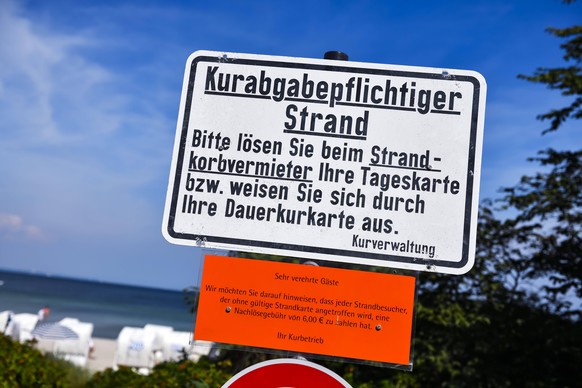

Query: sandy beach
left=86, top=337, right=117, bottom=372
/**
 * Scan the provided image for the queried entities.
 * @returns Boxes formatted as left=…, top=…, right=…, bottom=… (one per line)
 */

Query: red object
left=223, top=358, right=351, bottom=388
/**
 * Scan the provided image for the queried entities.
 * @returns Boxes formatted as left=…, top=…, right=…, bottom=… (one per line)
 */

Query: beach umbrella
left=31, top=322, right=79, bottom=340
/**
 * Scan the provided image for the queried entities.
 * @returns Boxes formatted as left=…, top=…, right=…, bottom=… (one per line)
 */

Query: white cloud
left=0, top=213, right=46, bottom=241
left=0, top=0, right=128, bottom=147
left=0, top=1, right=175, bottom=241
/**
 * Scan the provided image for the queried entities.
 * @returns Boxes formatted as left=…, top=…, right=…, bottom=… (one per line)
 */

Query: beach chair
left=0, top=310, right=14, bottom=337
left=114, top=326, right=157, bottom=374
left=161, top=330, right=191, bottom=362
left=190, top=339, right=214, bottom=362
left=143, top=323, right=173, bottom=363
left=52, top=317, right=95, bottom=367
left=11, top=313, right=39, bottom=343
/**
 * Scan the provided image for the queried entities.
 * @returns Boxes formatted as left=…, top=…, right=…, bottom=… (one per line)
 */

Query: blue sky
left=0, top=0, right=579, bottom=290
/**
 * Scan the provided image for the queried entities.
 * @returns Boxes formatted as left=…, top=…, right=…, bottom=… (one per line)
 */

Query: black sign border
left=166, top=54, right=483, bottom=272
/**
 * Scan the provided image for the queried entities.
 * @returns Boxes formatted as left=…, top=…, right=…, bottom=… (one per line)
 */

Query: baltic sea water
left=0, top=270, right=195, bottom=339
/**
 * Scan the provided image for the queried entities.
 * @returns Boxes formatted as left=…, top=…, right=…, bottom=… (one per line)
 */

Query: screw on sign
left=222, top=358, right=352, bottom=388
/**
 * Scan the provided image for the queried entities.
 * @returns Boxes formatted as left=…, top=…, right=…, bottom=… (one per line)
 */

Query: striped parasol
left=31, top=322, right=79, bottom=340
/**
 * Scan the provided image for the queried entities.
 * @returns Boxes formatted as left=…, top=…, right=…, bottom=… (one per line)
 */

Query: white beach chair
left=0, top=310, right=15, bottom=337
left=52, top=317, right=94, bottom=367
left=161, top=330, right=191, bottom=362
left=144, top=324, right=174, bottom=364
left=190, top=339, right=214, bottom=362
left=114, top=326, right=157, bottom=373
left=11, top=313, right=39, bottom=343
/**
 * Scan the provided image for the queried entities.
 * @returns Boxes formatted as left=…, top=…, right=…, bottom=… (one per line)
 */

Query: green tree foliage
left=0, top=334, right=89, bottom=388
left=385, top=9, right=582, bottom=386
left=1, top=332, right=232, bottom=387
left=501, top=23, right=582, bottom=313
left=518, top=26, right=581, bottom=134
left=382, top=11, right=582, bottom=386
left=86, top=358, right=232, bottom=388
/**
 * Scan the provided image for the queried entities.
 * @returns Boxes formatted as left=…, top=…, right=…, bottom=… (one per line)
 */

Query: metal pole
left=324, top=51, right=349, bottom=61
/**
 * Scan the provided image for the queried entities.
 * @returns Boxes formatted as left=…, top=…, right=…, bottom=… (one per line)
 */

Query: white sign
left=162, top=51, right=486, bottom=274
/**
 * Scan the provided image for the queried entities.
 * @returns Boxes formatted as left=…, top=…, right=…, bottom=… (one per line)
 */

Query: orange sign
left=194, top=255, right=416, bottom=365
